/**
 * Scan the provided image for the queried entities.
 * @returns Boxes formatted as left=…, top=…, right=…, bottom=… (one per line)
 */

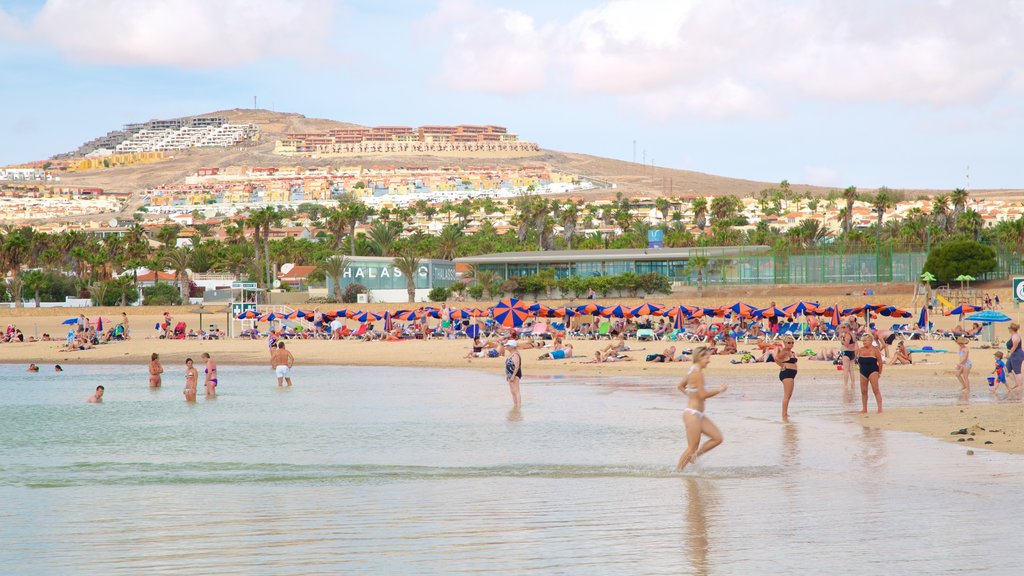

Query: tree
left=558, top=201, right=580, bottom=248
left=842, top=186, right=858, bottom=234
left=950, top=188, right=969, bottom=216
left=691, top=197, right=708, bottom=231
left=339, top=195, right=369, bottom=256
left=710, top=195, right=742, bottom=224
left=436, top=224, right=463, bottom=260
left=956, top=209, right=984, bottom=241
left=21, top=269, right=47, bottom=307
left=688, top=256, right=710, bottom=297
left=471, top=268, right=500, bottom=300
left=931, top=194, right=951, bottom=233
left=655, top=197, right=671, bottom=220
left=922, top=240, right=997, bottom=283
left=392, top=251, right=422, bottom=303
left=162, top=247, right=193, bottom=305
left=871, top=188, right=894, bottom=243
left=367, top=220, right=403, bottom=256
left=321, top=255, right=350, bottom=302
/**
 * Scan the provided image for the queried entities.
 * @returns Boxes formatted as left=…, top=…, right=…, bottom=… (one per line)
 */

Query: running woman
left=677, top=347, right=728, bottom=471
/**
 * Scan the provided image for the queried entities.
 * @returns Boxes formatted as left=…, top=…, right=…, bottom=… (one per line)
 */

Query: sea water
left=1, top=363, right=1022, bottom=575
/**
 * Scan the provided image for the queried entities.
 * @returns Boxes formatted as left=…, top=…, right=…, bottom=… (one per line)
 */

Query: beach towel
left=907, top=348, right=949, bottom=354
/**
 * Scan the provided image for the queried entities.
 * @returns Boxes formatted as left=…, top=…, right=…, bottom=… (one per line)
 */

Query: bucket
left=835, top=364, right=843, bottom=371
left=987, top=376, right=996, bottom=386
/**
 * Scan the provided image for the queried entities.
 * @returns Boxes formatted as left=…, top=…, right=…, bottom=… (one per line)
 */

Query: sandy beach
left=3, top=291, right=1022, bottom=454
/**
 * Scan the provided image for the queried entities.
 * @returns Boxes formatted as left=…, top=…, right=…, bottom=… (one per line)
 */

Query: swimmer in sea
left=201, top=352, right=217, bottom=397
left=856, top=333, right=883, bottom=413
left=87, top=385, right=104, bottom=403
left=271, top=341, right=294, bottom=387
left=149, top=353, right=163, bottom=387
left=27, top=363, right=39, bottom=372
left=184, top=358, right=198, bottom=402
left=505, top=340, right=522, bottom=408
left=773, top=335, right=798, bottom=421
left=676, top=347, right=727, bottom=471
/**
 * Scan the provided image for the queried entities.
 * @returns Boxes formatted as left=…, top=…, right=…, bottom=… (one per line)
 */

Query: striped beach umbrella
left=945, top=304, right=984, bottom=316
left=753, top=306, right=788, bottom=319
left=394, top=309, right=421, bottom=321
left=877, top=306, right=912, bottom=318
left=351, top=311, right=382, bottom=323
left=830, top=304, right=841, bottom=327
left=528, top=303, right=555, bottom=317
left=551, top=306, right=578, bottom=318
left=721, top=302, right=757, bottom=318
left=631, top=303, right=665, bottom=317
left=493, top=297, right=532, bottom=325
left=782, top=301, right=820, bottom=316
left=236, top=309, right=260, bottom=320
left=575, top=303, right=605, bottom=315
left=382, top=311, right=393, bottom=332
left=450, top=308, right=474, bottom=320
left=601, top=304, right=634, bottom=318
left=295, top=310, right=315, bottom=319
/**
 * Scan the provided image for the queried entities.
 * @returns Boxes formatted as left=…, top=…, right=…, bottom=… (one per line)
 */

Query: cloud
left=19, top=0, right=336, bottom=69
left=0, top=6, right=25, bottom=40
left=421, top=0, right=547, bottom=95
left=802, top=166, right=840, bottom=187
left=426, top=0, right=1024, bottom=118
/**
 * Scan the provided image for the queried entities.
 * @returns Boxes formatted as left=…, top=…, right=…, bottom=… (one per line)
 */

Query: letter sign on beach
left=1014, top=277, right=1024, bottom=303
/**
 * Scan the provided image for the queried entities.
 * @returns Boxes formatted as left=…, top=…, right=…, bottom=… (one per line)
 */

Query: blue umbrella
left=62, top=318, right=79, bottom=325
left=383, top=311, right=393, bottom=332
left=965, top=310, right=1012, bottom=323
left=916, top=306, right=929, bottom=330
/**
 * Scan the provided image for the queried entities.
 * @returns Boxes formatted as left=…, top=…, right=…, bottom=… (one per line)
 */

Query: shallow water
left=1, top=363, right=1022, bottom=574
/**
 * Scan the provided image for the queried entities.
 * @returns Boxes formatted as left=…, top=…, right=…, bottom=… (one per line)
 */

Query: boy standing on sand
left=271, top=341, right=295, bottom=387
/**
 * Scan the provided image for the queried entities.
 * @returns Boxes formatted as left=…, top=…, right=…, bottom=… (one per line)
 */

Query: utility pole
left=632, top=140, right=636, bottom=164
left=253, top=95, right=257, bottom=110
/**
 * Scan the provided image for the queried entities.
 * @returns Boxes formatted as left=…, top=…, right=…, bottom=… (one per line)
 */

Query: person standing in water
left=1006, top=323, right=1024, bottom=393
left=839, top=323, right=857, bottom=387
left=271, top=341, right=294, bottom=387
left=505, top=340, right=522, bottom=408
left=183, top=358, right=198, bottom=402
left=857, top=333, right=883, bottom=413
left=87, top=385, right=104, bottom=403
left=149, top=353, right=164, bottom=388
left=954, top=337, right=972, bottom=396
left=201, top=352, right=217, bottom=397
left=773, top=335, right=798, bottom=421
left=677, top=347, right=727, bottom=472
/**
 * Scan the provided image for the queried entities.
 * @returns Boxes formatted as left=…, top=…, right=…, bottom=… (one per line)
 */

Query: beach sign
left=1014, top=277, right=1024, bottom=303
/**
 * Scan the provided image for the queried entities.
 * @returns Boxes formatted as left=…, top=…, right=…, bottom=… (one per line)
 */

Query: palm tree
left=436, top=224, right=463, bottom=260
left=872, top=189, right=894, bottom=239
left=21, top=269, right=46, bottom=307
left=950, top=188, right=969, bottom=216
left=367, top=220, right=403, bottom=256
left=956, top=209, right=984, bottom=240
left=842, top=186, right=858, bottom=234
left=162, top=246, right=193, bottom=305
left=688, top=256, right=709, bottom=298
left=558, top=201, right=580, bottom=248
left=931, top=194, right=951, bottom=233
left=245, top=211, right=266, bottom=287
left=474, top=269, right=500, bottom=300
left=655, top=197, right=671, bottom=220
left=260, top=207, right=281, bottom=290
left=340, top=197, right=369, bottom=257
left=392, top=250, right=422, bottom=303
left=691, top=197, right=708, bottom=231
left=321, top=255, right=350, bottom=302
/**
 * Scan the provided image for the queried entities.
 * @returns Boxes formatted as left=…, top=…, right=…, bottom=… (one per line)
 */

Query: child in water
left=990, top=351, right=1007, bottom=392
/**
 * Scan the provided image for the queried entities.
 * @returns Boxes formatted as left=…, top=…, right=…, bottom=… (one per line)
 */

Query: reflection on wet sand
left=683, top=477, right=714, bottom=576
left=507, top=407, right=523, bottom=422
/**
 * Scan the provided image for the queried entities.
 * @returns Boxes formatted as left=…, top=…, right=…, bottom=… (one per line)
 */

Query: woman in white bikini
left=183, top=357, right=198, bottom=402
left=954, top=336, right=972, bottom=395
left=676, top=346, right=728, bottom=471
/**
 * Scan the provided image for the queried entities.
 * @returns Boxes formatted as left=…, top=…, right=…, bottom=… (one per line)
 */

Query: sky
left=2, top=0, right=1024, bottom=190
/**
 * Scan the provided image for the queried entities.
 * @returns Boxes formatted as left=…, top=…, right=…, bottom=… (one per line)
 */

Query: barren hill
left=47, top=109, right=1023, bottom=199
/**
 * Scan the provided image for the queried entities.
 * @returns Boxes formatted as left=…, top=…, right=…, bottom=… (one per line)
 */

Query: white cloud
left=802, top=166, right=840, bottom=187
left=422, top=0, right=547, bottom=95
left=21, top=0, right=335, bottom=69
left=426, top=0, right=1024, bottom=118
left=0, top=6, right=25, bottom=40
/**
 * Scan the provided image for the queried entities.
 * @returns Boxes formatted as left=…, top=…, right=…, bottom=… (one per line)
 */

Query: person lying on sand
left=646, top=346, right=677, bottom=363
left=538, top=344, right=573, bottom=360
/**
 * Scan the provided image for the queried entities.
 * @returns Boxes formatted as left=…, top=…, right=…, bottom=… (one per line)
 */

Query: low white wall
left=367, top=289, right=435, bottom=303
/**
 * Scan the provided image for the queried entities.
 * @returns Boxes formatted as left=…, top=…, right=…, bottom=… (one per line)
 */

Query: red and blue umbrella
left=394, top=310, right=422, bottom=321
left=383, top=311, right=393, bottom=332
left=528, top=303, right=555, bottom=317
left=450, top=308, right=474, bottom=320
left=601, top=304, right=634, bottom=318
left=945, top=304, right=983, bottom=316
left=721, top=302, right=757, bottom=318
left=551, top=307, right=577, bottom=318
left=753, top=306, right=787, bottom=319
left=631, top=303, right=665, bottom=317
left=877, top=306, right=912, bottom=318
left=575, top=303, right=605, bottom=315
left=236, top=309, right=260, bottom=320
left=493, top=298, right=530, bottom=327
left=782, top=301, right=820, bottom=316
left=916, top=306, right=929, bottom=330
left=351, top=311, right=382, bottom=323
left=295, top=310, right=316, bottom=319
left=830, top=304, right=841, bottom=327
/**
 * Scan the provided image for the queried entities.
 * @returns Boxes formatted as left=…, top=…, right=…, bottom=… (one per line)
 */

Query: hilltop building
left=275, top=125, right=539, bottom=156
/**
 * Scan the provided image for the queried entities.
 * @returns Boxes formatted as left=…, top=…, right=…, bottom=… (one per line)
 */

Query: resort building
left=325, top=256, right=456, bottom=303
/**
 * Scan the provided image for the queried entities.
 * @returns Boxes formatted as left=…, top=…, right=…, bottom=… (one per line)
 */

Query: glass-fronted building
left=456, top=247, right=771, bottom=284
left=326, top=256, right=456, bottom=302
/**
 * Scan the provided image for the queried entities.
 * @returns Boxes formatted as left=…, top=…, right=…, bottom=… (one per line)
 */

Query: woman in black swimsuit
left=839, top=323, right=857, bottom=388
left=856, top=333, right=883, bottom=413
left=504, top=340, right=522, bottom=408
left=773, top=335, right=798, bottom=421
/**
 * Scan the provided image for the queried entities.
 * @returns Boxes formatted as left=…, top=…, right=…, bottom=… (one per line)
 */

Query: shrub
left=428, top=286, right=451, bottom=302
left=466, top=284, right=484, bottom=299
left=342, top=283, right=367, bottom=303
left=143, top=283, right=181, bottom=306
left=923, top=240, right=997, bottom=284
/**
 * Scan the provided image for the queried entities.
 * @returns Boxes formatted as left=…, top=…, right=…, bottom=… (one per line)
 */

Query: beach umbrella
left=631, top=303, right=665, bottom=317
left=721, top=302, right=757, bottom=318
left=830, top=304, right=841, bottom=327
left=575, top=303, right=605, bottom=315
left=782, top=301, right=820, bottom=316
left=920, top=271, right=936, bottom=282
left=528, top=303, right=555, bottom=317
left=550, top=307, right=577, bottom=318
left=61, top=317, right=78, bottom=325
left=965, top=310, right=1011, bottom=323
left=295, top=310, right=315, bottom=318
left=383, top=311, right=393, bottom=332
left=236, top=309, right=260, bottom=320
left=469, top=308, right=490, bottom=318
left=945, top=304, right=983, bottom=316
left=753, top=306, right=787, bottom=319
left=88, top=317, right=112, bottom=325
left=600, top=304, right=634, bottom=318
left=394, top=309, right=421, bottom=321
left=450, top=308, right=475, bottom=320
left=877, top=306, right=912, bottom=318
left=189, top=305, right=224, bottom=331
left=493, top=304, right=530, bottom=327
left=954, top=274, right=976, bottom=288
left=351, top=311, right=382, bottom=323
left=916, top=306, right=929, bottom=330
